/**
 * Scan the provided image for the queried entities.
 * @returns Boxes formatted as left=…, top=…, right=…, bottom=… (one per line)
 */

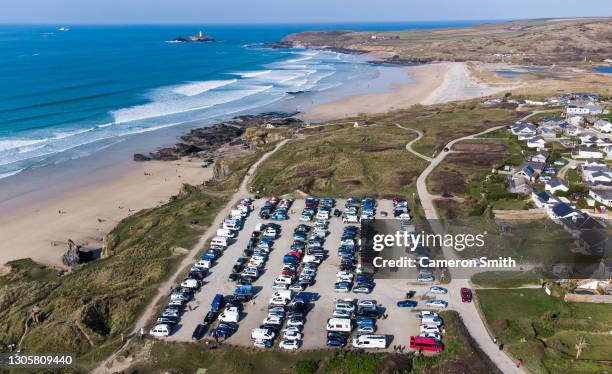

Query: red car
left=461, top=287, right=473, bottom=302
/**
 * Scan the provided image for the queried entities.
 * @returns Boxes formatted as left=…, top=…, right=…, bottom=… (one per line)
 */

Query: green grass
left=476, top=288, right=612, bottom=373
left=0, top=187, right=227, bottom=371
left=471, top=271, right=541, bottom=288
left=250, top=124, right=428, bottom=197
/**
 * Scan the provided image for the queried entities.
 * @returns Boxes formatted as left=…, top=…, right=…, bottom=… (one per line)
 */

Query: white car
left=416, top=311, right=439, bottom=319
left=283, top=330, right=303, bottom=341
left=272, top=282, right=289, bottom=290
left=262, top=315, right=283, bottom=325
left=429, top=286, right=448, bottom=294
left=358, top=300, right=377, bottom=309
left=332, top=309, right=352, bottom=318
left=425, top=299, right=448, bottom=308
left=279, top=339, right=301, bottom=350
left=336, top=271, right=354, bottom=281
left=420, top=324, right=441, bottom=334
left=253, top=339, right=272, bottom=349
left=282, top=326, right=301, bottom=334
left=286, top=318, right=304, bottom=328
left=299, top=214, right=312, bottom=222
left=420, top=332, right=443, bottom=341
left=269, top=296, right=289, bottom=306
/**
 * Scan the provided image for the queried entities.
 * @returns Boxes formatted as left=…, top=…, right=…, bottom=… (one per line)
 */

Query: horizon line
left=3, top=16, right=608, bottom=27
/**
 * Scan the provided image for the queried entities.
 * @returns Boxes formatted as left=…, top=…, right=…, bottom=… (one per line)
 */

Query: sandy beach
left=0, top=61, right=508, bottom=269
left=302, top=62, right=509, bottom=122
left=0, top=159, right=213, bottom=268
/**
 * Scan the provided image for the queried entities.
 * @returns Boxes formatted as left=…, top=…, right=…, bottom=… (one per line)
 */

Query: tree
left=504, top=92, right=513, bottom=98
left=575, top=336, right=589, bottom=360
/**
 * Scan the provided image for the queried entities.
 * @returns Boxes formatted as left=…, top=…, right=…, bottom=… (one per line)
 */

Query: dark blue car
left=397, top=300, right=418, bottom=308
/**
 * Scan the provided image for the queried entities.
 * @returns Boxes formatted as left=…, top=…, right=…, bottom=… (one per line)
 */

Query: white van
left=303, top=255, right=321, bottom=264
left=352, top=334, right=387, bottom=349
left=219, top=307, right=240, bottom=323
left=217, top=228, right=237, bottom=238
left=211, top=236, right=229, bottom=247
left=223, top=219, right=241, bottom=231
left=271, top=290, right=291, bottom=300
left=421, top=316, right=444, bottom=326
left=181, top=278, right=200, bottom=289
left=326, top=318, right=352, bottom=332
left=251, top=328, right=275, bottom=341
left=149, top=324, right=171, bottom=337
left=194, top=259, right=212, bottom=269
left=275, top=275, right=293, bottom=285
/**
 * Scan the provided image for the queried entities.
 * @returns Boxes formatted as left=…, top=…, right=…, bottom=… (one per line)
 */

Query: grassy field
left=471, top=271, right=541, bottom=288
left=250, top=123, right=428, bottom=197
left=0, top=187, right=227, bottom=371
left=476, top=288, right=612, bottom=373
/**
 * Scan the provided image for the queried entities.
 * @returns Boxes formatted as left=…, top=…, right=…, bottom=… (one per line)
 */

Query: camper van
left=180, top=278, right=200, bottom=289
left=194, top=259, right=213, bottom=269
left=326, top=318, right=352, bottom=332
left=251, top=328, right=276, bottom=341
left=219, top=307, right=240, bottom=323
left=149, top=324, right=171, bottom=337
left=351, top=334, right=387, bottom=349
left=223, top=219, right=242, bottom=231
left=211, top=236, right=229, bottom=247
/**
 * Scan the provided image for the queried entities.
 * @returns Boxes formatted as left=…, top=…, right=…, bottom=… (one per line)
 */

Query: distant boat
left=58, top=27, right=70, bottom=32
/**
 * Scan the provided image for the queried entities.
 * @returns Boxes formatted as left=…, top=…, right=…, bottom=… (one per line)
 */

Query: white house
left=550, top=202, right=580, bottom=220
left=594, top=119, right=612, bottom=133
left=564, top=126, right=580, bottom=137
left=527, top=136, right=547, bottom=148
left=530, top=151, right=549, bottom=163
left=582, top=166, right=612, bottom=183
left=539, top=127, right=557, bottom=139
left=577, top=148, right=604, bottom=159
left=589, top=189, right=612, bottom=207
left=567, top=116, right=584, bottom=127
left=545, top=177, right=569, bottom=194
left=531, top=190, right=560, bottom=208
left=511, top=122, right=537, bottom=137
left=584, top=159, right=606, bottom=168
left=566, top=105, right=589, bottom=116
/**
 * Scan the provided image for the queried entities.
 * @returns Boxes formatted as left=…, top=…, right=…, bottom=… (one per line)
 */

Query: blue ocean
left=0, top=22, right=487, bottom=179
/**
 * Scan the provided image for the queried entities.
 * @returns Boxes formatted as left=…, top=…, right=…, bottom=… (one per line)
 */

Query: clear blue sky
left=2, top=0, right=611, bottom=24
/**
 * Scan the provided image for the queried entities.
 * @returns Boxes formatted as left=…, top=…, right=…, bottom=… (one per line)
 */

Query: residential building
left=577, top=148, right=604, bottom=159
left=550, top=202, right=580, bottom=220
left=510, top=122, right=537, bottom=137
left=545, top=177, right=569, bottom=194
left=531, top=190, right=560, bottom=208
left=589, top=188, right=612, bottom=207
left=530, top=151, right=549, bottom=163
left=564, top=126, right=580, bottom=137
left=539, top=127, right=557, bottom=139
left=527, top=136, right=547, bottom=148
left=567, top=116, right=584, bottom=127
left=594, top=119, right=612, bottom=133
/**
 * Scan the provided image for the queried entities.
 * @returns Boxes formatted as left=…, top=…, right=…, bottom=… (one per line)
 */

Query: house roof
left=591, top=189, right=612, bottom=200
left=547, top=177, right=568, bottom=188
left=552, top=202, right=576, bottom=217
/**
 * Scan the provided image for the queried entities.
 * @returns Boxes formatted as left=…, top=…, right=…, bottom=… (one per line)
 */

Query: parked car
left=429, top=286, right=448, bottom=294
left=192, top=324, right=207, bottom=340
left=397, top=300, right=418, bottom=308
left=279, top=339, right=301, bottom=350
left=461, top=287, right=473, bottom=302
left=425, top=299, right=448, bottom=308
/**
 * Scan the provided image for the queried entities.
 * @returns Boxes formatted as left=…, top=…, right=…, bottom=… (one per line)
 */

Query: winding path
left=94, top=139, right=290, bottom=374
left=400, top=111, right=543, bottom=374
left=395, top=124, right=433, bottom=162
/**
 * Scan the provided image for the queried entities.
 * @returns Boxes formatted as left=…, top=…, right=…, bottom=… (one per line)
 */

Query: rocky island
left=172, top=31, right=214, bottom=43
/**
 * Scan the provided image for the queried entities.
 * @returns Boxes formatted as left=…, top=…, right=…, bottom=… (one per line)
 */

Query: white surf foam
left=172, top=79, right=237, bottom=96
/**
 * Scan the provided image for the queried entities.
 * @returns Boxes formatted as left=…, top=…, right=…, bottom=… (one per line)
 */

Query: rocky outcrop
left=62, top=240, right=84, bottom=267
left=134, top=113, right=303, bottom=162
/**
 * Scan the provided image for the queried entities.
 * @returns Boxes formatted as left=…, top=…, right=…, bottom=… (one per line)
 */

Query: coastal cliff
left=282, top=18, right=612, bottom=66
